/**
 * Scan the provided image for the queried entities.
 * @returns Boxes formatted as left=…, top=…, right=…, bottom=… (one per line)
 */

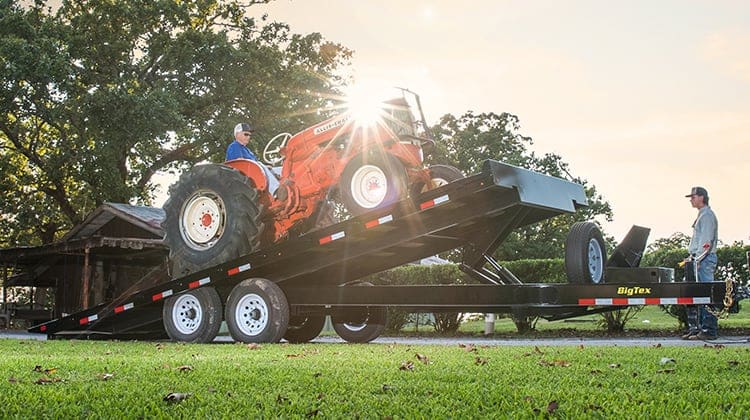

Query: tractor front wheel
left=340, top=154, right=408, bottom=215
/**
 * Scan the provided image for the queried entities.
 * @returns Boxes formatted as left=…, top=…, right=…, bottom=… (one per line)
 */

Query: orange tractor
left=162, top=90, right=463, bottom=277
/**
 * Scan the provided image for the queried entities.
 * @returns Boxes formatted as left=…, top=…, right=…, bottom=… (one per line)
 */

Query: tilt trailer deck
left=30, top=159, right=727, bottom=342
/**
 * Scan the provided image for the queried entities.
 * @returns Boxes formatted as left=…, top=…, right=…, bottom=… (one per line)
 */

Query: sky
left=248, top=0, right=750, bottom=245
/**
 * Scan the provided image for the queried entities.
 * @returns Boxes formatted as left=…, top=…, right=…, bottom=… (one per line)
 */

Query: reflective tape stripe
left=228, top=264, right=252, bottom=276
left=319, top=231, right=346, bottom=245
left=579, top=297, right=712, bottom=306
left=79, top=314, right=98, bottom=325
left=365, top=215, right=393, bottom=229
left=189, top=277, right=211, bottom=289
left=114, top=302, right=134, bottom=314
left=420, top=194, right=449, bottom=210
left=152, top=289, right=173, bottom=301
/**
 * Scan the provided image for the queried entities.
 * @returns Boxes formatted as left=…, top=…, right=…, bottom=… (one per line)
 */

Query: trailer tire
left=283, top=315, right=326, bottom=343
left=565, top=221, right=607, bottom=284
left=340, top=154, right=408, bottom=215
left=162, top=164, right=265, bottom=279
left=332, top=304, right=387, bottom=343
left=162, top=287, right=222, bottom=343
left=225, top=278, right=289, bottom=343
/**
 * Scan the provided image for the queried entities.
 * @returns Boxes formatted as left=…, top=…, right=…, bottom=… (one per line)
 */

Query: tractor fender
left=225, top=159, right=268, bottom=192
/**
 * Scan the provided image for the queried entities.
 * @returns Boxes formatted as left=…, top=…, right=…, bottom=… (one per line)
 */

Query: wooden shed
left=0, top=203, right=169, bottom=327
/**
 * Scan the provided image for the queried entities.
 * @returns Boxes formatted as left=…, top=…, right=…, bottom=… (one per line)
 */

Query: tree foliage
left=427, top=111, right=614, bottom=260
left=0, top=0, right=351, bottom=246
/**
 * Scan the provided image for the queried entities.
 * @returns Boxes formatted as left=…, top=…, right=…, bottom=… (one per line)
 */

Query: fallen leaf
left=399, top=361, right=415, bottom=371
left=632, top=372, right=638, bottom=378
left=35, top=377, right=64, bottom=385
left=523, top=396, right=533, bottom=402
left=659, top=357, right=676, bottom=365
left=276, top=394, right=290, bottom=404
left=415, top=353, right=430, bottom=365
left=163, top=392, right=190, bottom=403
left=177, top=365, right=194, bottom=372
left=578, top=344, right=585, bottom=350
left=313, top=372, right=322, bottom=378
left=609, top=363, right=621, bottom=369
left=97, top=373, right=114, bottom=381
left=207, top=386, right=217, bottom=393
left=657, top=368, right=676, bottom=374
left=475, top=357, right=488, bottom=366
left=728, top=360, right=740, bottom=366
left=286, top=353, right=304, bottom=359
left=547, top=400, right=559, bottom=414
left=459, top=344, right=477, bottom=353
left=306, top=409, right=320, bottom=417
left=587, top=404, right=603, bottom=411
left=652, top=343, right=662, bottom=348
left=534, top=346, right=545, bottom=355
left=8, top=377, right=18, bottom=384
left=317, top=393, right=325, bottom=400
left=104, top=351, right=113, bottom=355
left=590, top=369, right=602, bottom=374
left=155, top=343, right=166, bottom=350
left=246, top=343, right=261, bottom=350
left=382, top=384, right=396, bottom=392
left=539, top=360, right=570, bottom=367
left=32, top=365, right=43, bottom=372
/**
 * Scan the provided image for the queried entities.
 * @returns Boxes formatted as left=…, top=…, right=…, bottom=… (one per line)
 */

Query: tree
left=0, top=0, right=351, bottom=247
left=427, top=111, right=614, bottom=261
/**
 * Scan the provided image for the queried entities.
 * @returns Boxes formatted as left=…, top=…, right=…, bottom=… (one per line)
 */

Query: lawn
left=1, top=338, right=748, bottom=418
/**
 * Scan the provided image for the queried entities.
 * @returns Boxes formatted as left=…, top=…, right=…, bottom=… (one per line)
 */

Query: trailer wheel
left=162, top=164, right=265, bottom=278
left=414, top=164, right=465, bottom=195
left=565, top=222, right=607, bottom=284
left=225, top=278, right=289, bottom=343
left=162, top=287, right=222, bottom=343
left=283, top=315, right=326, bottom=343
left=340, top=154, right=408, bottom=215
left=332, top=306, right=387, bottom=343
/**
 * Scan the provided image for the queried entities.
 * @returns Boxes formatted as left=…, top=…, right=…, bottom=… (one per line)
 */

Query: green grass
left=454, top=305, right=750, bottom=336
left=1, top=339, right=749, bottom=418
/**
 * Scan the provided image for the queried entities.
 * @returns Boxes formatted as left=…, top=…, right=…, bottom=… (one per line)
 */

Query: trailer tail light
left=152, top=289, right=174, bottom=301
left=319, top=231, right=346, bottom=245
left=189, top=277, right=211, bottom=289
left=114, top=302, right=135, bottom=314
left=365, top=215, right=393, bottom=229
left=420, top=194, right=449, bottom=210
left=79, top=314, right=98, bottom=325
left=228, top=264, right=252, bottom=276
left=40, top=325, right=47, bottom=332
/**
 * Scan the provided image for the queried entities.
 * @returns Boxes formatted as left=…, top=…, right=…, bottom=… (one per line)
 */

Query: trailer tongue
left=30, top=159, right=728, bottom=342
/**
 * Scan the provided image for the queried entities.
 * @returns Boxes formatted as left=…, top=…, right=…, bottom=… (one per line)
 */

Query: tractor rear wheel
left=162, top=164, right=265, bottom=279
left=340, top=154, right=408, bottom=215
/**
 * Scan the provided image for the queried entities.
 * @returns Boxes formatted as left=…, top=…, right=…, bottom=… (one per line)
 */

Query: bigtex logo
left=616, top=286, right=652, bottom=296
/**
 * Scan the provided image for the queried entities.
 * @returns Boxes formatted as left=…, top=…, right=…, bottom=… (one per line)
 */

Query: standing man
left=682, top=186, right=719, bottom=340
left=226, top=122, right=259, bottom=161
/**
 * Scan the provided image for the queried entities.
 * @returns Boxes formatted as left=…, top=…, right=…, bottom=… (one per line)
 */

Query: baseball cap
left=685, top=186, right=708, bottom=198
left=233, top=123, right=254, bottom=134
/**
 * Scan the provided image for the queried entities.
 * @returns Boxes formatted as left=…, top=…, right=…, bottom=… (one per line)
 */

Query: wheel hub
left=588, top=238, right=604, bottom=284
left=351, top=165, right=387, bottom=208
left=235, top=293, right=268, bottom=336
left=180, top=191, right=226, bottom=250
left=172, top=294, right=203, bottom=335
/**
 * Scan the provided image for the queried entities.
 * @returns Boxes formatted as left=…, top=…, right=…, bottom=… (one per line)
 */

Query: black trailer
left=29, top=160, right=728, bottom=343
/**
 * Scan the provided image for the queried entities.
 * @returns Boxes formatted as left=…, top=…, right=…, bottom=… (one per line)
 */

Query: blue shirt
left=226, top=140, right=258, bottom=161
left=688, top=205, right=718, bottom=255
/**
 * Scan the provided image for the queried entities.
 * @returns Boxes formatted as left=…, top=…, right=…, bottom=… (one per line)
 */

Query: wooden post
left=81, top=246, right=91, bottom=310
left=484, top=313, right=495, bottom=335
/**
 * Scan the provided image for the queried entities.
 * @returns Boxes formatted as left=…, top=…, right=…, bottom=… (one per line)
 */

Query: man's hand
left=703, top=242, right=711, bottom=250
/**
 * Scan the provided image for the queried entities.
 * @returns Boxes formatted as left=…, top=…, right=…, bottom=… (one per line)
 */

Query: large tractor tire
left=283, top=315, right=327, bottom=343
left=414, top=164, right=464, bottom=195
left=340, top=154, right=408, bottom=215
left=162, top=287, right=223, bottom=343
left=162, top=164, right=265, bottom=279
left=224, top=278, right=289, bottom=343
left=565, top=222, right=607, bottom=284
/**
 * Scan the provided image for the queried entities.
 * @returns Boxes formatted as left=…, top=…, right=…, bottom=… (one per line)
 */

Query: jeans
left=686, top=253, right=718, bottom=336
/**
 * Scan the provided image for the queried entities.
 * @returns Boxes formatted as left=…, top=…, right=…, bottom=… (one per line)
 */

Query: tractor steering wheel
left=262, top=132, right=292, bottom=165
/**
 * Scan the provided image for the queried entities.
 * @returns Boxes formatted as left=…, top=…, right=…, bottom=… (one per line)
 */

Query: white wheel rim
left=234, top=293, right=269, bottom=336
left=350, top=165, right=387, bottom=209
left=588, top=238, right=604, bottom=283
left=180, top=191, right=225, bottom=250
left=342, top=322, right=367, bottom=332
left=171, top=293, right=203, bottom=335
